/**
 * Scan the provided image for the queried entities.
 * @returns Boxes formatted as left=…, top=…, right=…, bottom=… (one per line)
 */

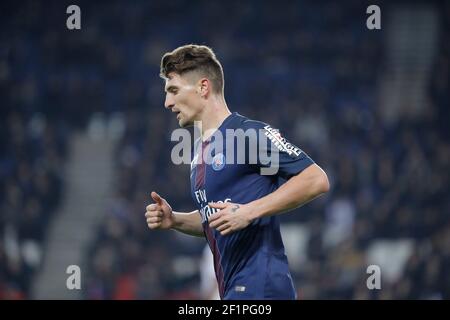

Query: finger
left=209, top=217, right=227, bottom=229
left=151, top=191, right=164, bottom=205
left=148, top=222, right=161, bottom=229
left=208, top=202, right=228, bottom=210
left=220, top=227, right=233, bottom=236
left=208, top=212, right=222, bottom=222
left=146, top=204, right=159, bottom=211
left=215, top=222, right=230, bottom=232
left=145, top=210, right=163, bottom=218
left=147, top=217, right=162, bottom=224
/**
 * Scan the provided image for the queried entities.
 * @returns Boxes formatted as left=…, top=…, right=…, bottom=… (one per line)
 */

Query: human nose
left=164, top=94, right=174, bottom=109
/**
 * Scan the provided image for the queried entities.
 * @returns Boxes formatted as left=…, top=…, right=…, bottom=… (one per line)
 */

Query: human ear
left=198, top=78, right=210, bottom=98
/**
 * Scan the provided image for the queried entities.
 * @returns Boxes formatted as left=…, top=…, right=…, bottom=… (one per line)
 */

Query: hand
left=145, top=191, right=174, bottom=230
left=208, top=202, right=253, bottom=236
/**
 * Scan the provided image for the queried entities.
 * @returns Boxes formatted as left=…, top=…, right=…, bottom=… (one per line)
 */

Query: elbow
left=314, top=169, right=330, bottom=196
left=296, top=164, right=330, bottom=200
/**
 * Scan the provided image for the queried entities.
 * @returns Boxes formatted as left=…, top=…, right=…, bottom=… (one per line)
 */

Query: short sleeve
left=242, top=120, right=314, bottom=179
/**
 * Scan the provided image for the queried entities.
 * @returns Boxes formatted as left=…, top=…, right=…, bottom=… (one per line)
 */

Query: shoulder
left=232, top=113, right=271, bottom=131
left=228, top=113, right=284, bottom=143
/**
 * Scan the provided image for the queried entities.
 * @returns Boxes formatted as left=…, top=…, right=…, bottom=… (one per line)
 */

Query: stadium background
left=0, top=0, right=449, bottom=299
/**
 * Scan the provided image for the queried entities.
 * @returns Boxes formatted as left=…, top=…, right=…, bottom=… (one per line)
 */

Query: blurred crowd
left=1, top=0, right=449, bottom=299
left=0, top=113, right=68, bottom=298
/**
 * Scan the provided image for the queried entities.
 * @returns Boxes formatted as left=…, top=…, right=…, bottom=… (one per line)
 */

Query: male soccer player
left=145, top=44, right=329, bottom=300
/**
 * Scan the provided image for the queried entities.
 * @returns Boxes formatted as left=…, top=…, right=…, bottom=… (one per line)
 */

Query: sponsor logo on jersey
left=195, top=189, right=232, bottom=223
left=263, top=125, right=302, bottom=157
left=199, top=198, right=232, bottom=223
left=235, top=286, right=246, bottom=292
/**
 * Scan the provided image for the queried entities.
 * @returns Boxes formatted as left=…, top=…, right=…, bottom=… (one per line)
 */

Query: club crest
left=212, top=153, right=225, bottom=171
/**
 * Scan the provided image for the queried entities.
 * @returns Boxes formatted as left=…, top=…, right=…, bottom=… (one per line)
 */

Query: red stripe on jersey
left=205, top=226, right=225, bottom=299
left=195, top=141, right=210, bottom=189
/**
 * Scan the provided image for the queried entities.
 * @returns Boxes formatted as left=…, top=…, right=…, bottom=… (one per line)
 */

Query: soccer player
left=145, top=44, right=329, bottom=300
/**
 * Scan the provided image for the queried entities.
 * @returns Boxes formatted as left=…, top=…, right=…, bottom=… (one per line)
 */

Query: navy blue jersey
left=190, top=112, right=314, bottom=300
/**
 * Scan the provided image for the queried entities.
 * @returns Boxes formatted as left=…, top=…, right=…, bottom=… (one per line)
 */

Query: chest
left=191, top=152, right=248, bottom=197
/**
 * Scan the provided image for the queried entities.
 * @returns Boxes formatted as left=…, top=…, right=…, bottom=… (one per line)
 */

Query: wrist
left=247, top=197, right=275, bottom=220
left=170, top=211, right=179, bottom=230
left=245, top=202, right=264, bottom=221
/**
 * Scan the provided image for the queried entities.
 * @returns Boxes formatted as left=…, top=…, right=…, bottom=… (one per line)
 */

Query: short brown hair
left=160, top=44, right=224, bottom=95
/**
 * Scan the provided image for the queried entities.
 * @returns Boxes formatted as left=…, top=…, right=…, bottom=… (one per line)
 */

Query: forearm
left=172, top=210, right=205, bottom=237
left=248, top=164, right=329, bottom=220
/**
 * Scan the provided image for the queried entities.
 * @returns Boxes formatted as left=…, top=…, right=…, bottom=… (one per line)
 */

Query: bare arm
left=145, top=192, right=204, bottom=237
left=209, top=163, right=329, bottom=235
left=172, top=210, right=204, bottom=237
left=248, top=163, right=330, bottom=219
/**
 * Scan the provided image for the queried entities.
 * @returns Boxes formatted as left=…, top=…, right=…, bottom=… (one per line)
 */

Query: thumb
left=208, top=202, right=228, bottom=210
left=151, top=191, right=164, bottom=205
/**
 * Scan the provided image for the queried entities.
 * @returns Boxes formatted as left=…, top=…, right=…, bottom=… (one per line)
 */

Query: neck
left=198, top=96, right=231, bottom=141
